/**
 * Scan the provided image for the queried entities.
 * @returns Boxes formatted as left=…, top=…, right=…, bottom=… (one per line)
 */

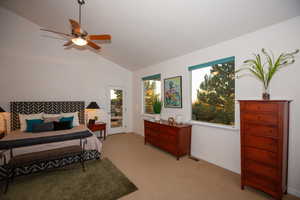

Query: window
left=142, top=74, right=161, bottom=114
left=190, top=57, right=235, bottom=126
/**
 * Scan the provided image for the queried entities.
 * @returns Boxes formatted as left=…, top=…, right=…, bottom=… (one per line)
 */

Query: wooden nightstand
left=88, top=123, right=106, bottom=140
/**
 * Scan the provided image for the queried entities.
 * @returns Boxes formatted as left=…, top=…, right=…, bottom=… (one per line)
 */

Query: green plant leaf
left=237, top=48, right=299, bottom=90
left=152, top=97, right=162, bottom=114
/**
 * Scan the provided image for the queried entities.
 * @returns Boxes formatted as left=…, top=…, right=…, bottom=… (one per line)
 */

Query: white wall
left=0, top=7, right=133, bottom=132
left=132, top=16, right=300, bottom=196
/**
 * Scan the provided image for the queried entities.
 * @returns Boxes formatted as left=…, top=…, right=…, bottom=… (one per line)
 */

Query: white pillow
left=19, top=113, right=43, bottom=132
left=43, top=113, right=61, bottom=118
left=61, top=112, right=80, bottom=127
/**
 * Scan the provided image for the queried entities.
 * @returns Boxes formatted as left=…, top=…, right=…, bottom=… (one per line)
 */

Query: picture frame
left=164, top=76, right=182, bottom=108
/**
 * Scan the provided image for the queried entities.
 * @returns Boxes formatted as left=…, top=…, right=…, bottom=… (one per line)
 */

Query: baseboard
left=130, top=132, right=144, bottom=136
left=288, top=187, right=300, bottom=198
left=189, top=156, right=200, bottom=162
left=190, top=154, right=240, bottom=174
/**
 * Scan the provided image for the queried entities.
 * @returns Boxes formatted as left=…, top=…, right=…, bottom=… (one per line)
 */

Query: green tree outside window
left=192, top=61, right=235, bottom=125
left=143, top=80, right=161, bottom=114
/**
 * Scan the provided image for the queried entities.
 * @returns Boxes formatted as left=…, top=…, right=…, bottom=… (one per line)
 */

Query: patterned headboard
left=10, top=101, right=85, bottom=131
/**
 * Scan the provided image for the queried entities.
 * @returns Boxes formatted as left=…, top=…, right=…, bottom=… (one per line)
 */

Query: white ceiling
left=1, top=0, right=300, bottom=71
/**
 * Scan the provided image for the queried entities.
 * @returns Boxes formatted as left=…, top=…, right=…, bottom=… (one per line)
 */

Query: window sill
left=188, top=120, right=239, bottom=131
left=141, top=113, right=157, bottom=118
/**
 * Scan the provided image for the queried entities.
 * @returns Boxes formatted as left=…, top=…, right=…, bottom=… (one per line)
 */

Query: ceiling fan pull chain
left=79, top=1, right=81, bottom=25
left=78, top=0, right=85, bottom=25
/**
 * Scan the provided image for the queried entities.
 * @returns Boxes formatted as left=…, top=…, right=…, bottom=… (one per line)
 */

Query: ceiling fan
left=40, top=0, right=111, bottom=50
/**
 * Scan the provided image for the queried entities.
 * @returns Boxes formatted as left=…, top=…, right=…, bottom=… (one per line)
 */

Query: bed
left=0, top=101, right=102, bottom=181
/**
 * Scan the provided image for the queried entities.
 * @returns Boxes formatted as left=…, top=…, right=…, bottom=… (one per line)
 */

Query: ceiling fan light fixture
left=72, top=37, right=87, bottom=46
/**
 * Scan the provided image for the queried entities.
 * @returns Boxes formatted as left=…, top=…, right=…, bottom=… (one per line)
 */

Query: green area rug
left=0, top=158, right=137, bottom=200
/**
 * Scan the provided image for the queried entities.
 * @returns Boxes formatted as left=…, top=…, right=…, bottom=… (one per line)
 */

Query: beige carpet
left=102, top=133, right=300, bottom=200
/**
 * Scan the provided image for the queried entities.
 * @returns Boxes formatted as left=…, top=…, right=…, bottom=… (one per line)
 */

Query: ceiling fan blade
left=88, top=35, right=111, bottom=41
left=87, top=40, right=101, bottom=50
left=40, top=28, right=73, bottom=37
left=63, top=41, right=73, bottom=46
left=69, top=19, right=81, bottom=34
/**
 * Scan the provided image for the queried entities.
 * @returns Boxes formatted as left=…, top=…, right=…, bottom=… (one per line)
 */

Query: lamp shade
left=86, top=102, right=100, bottom=109
left=0, top=106, right=5, bottom=113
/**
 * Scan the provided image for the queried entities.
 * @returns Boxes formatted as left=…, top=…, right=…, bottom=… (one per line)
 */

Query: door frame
left=107, top=86, right=126, bottom=134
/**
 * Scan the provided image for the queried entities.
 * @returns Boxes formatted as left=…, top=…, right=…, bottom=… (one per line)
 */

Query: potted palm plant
left=236, top=48, right=299, bottom=100
left=152, top=97, right=162, bottom=121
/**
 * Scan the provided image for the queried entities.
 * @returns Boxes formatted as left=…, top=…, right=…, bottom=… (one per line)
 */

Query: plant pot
left=262, top=87, right=270, bottom=100
left=262, top=92, right=270, bottom=100
left=154, top=114, right=160, bottom=121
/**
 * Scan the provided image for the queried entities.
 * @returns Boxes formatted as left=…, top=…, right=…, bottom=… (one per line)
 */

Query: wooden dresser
left=144, top=120, right=192, bottom=160
left=239, top=100, right=290, bottom=200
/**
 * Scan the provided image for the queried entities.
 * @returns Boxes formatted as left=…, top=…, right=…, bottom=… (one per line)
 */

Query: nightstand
left=88, top=123, right=106, bottom=140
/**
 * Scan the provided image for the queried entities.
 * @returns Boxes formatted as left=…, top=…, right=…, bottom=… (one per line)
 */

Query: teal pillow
left=60, top=116, right=74, bottom=128
left=26, top=119, right=44, bottom=132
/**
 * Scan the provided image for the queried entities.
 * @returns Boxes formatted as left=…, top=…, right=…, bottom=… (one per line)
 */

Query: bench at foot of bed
left=3, top=146, right=89, bottom=193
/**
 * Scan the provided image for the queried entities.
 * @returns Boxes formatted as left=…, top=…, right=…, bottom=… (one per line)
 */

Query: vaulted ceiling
left=1, top=0, right=300, bottom=71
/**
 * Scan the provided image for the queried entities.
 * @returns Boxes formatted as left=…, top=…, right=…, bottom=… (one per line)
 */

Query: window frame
left=188, top=57, right=237, bottom=130
left=141, top=74, right=162, bottom=115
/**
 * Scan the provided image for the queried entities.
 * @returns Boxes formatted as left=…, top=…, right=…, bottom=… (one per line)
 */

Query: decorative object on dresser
left=144, top=120, right=192, bottom=160
left=152, top=97, right=162, bottom=121
left=239, top=100, right=291, bottom=200
left=236, top=48, right=299, bottom=100
left=86, top=101, right=100, bottom=125
left=175, top=114, right=183, bottom=124
left=88, top=122, right=107, bottom=140
left=164, top=76, right=182, bottom=108
left=167, top=117, right=175, bottom=125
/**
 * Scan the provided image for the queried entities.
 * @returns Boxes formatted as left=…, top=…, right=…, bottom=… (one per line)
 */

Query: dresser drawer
left=144, top=121, right=161, bottom=131
left=244, top=123, right=278, bottom=138
left=243, top=102, right=278, bottom=113
left=159, top=133, right=176, bottom=143
left=163, top=143, right=177, bottom=154
left=245, top=160, right=278, bottom=180
left=245, top=172, right=277, bottom=192
left=165, top=128, right=177, bottom=136
left=167, top=134, right=177, bottom=144
left=243, top=113, right=277, bottom=125
left=244, top=147, right=277, bottom=167
left=244, top=135, right=278, bottom=152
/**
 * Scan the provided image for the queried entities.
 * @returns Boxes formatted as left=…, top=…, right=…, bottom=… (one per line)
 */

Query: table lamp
left=86, top=102, right=100, bottom=125
left=0, top=107, right=6, bottom=137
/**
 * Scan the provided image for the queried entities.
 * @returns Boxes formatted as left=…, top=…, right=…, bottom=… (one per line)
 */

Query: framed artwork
left=164, top=76, right=182, bottom=108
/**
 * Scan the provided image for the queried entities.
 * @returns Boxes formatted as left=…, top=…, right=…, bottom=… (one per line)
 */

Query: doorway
left=108, top=87, right=125, bottom=134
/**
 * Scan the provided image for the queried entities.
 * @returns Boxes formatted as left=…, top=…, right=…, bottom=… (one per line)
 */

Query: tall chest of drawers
left=239, top=100, right=290, bottom=200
